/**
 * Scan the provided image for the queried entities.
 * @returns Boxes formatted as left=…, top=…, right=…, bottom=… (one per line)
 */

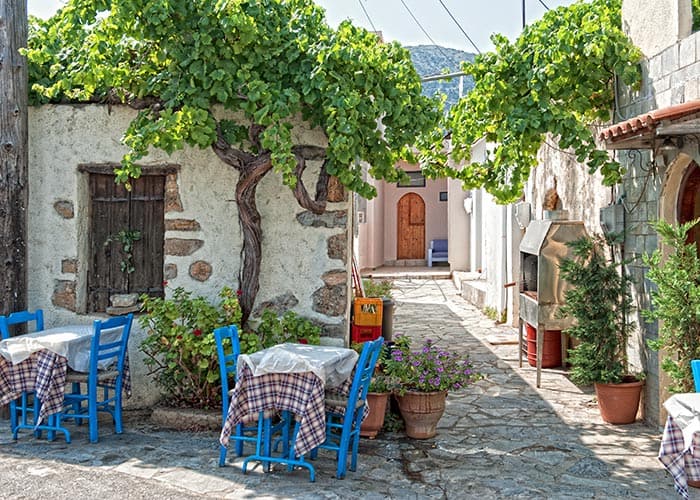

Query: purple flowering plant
left=384, top=334, right=481, bottom=395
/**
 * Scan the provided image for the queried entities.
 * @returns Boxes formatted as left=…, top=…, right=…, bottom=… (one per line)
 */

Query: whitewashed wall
left=27, top=104, right=349, bottom=406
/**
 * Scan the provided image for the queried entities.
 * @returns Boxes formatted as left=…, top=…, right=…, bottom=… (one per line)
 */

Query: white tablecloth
left=238, top=343, right=358, bottom=388
left=664, top=393, right=700, bottom=449
left=0, top=325, right=122, bottom=372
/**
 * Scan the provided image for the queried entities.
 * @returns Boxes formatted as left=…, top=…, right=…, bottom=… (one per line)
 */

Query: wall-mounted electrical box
left=600, top=204, right=624, bottom=236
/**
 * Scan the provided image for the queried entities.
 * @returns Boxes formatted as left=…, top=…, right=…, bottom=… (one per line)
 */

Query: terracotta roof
left=598, top=100, right=700, bottom=150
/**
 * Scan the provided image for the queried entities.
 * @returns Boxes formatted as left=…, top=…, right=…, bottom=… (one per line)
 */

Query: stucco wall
left=381, top=162, right=448, bottom=264
left=27, top=104, right=350, bottom=407
left=357, top=179, right=386, bottom=270
left=622, top=0, right=691, bottom=58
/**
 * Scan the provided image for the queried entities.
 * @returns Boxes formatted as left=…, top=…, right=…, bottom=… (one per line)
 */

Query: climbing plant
left=419, top=0, right=643, bottom=203
left=25, top=0, right=441, bottom=324
left=104, top=229, right=141, bottom=274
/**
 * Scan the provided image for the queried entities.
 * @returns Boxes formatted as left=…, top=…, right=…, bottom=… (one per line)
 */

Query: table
left=659, top=393, right=700, bottom=499
left=0, top=325, right=131, bottom=427
left=219, top=343, right=358, bottom=470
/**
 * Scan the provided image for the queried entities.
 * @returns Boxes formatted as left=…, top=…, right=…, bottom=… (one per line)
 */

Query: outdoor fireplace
left=518, top=214, right=587, bottom=387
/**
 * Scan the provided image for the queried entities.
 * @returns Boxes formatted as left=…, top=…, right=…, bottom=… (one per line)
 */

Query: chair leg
left=71, top=382, right=83, bottom=424
left=350, top=415, right=363, bottom=472
left=218, top=443, right=228, bottom=467
left=234, top=423, right=245, bottom=456
left=9, top=400, right=18, bottom=434
left=88, top=384, right=99, bottom=443
left=113, top=385, right=123, bottom=434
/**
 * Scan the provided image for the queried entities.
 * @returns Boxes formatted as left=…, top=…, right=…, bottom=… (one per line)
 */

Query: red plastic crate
left=351, top=324, right=382, bottom=344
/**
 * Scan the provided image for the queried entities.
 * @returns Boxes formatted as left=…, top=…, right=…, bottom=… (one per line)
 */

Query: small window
left=397, top=171, right=426, bottom=188
left=87, top=173, right=165, bottom=312
left=439, top=191, right=448, bottom=202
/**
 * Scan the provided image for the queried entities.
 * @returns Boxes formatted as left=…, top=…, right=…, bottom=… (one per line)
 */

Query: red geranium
left=193, top=329, right=202, bottom=337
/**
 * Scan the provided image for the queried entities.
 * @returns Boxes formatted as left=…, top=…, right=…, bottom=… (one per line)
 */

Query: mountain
left=405, top=45, right=475, bottom=109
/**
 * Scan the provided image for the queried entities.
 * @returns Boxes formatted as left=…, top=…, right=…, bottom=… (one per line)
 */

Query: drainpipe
left=501, top=205, right=508, bottom=320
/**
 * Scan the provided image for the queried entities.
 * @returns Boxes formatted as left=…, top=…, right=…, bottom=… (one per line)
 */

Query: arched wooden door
left=679, top=161, right=700, bottom=255
left=397, top=193, right=425, bottom=260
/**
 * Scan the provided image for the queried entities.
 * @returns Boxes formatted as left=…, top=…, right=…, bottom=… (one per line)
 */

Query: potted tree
left=644, top=218, right=700, bottom=393
left=559, top=233, right=644, bottom=425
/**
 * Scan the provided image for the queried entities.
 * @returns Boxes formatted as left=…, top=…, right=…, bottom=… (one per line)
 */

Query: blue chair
left=58, top=314, right=133, bottom=443
left=0, top=309, right=44, bottom=435
left=216, top=325, right=290, bottom=469
left=428, top=239, right=448, bottom=267
left=692, top=360, right=700, bottom=392
left=215, top=325, right=268, bottom=465
left=317, top=337, right=384, bottom=479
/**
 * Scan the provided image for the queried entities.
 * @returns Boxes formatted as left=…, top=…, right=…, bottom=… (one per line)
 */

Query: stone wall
left=27, top=104, right=350, bottom=406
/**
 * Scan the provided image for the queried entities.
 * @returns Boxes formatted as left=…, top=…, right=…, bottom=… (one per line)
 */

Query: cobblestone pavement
left=0, top=278, right=677, bottom=499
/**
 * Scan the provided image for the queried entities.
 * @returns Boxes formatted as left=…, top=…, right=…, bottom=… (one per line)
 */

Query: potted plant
left=383, top=334, right=481, bottom=438
left=558, top=233, right=644, bottom=424
left=360, top=372, right=392, bottom=439
left=362, top=278, right=395, bottom=342
left=644, top=218, right=700, bottom=393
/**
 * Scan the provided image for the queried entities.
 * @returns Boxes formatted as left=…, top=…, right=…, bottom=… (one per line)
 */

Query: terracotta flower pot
left=594, top=378, right=644, bottom=425
left=360, top=392, right=390, bottom=438
left=395, top=390, right=447, bottom=439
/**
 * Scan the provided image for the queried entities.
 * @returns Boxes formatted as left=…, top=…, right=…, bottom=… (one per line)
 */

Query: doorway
left=678, top=160, right=700, bottom=254
left=397, top=193, right=425, bottom=260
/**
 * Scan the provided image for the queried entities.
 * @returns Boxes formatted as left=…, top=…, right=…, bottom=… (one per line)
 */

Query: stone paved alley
left=0, top=279, right=677, bottom=499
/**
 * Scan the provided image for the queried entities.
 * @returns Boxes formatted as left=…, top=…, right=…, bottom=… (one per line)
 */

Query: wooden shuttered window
left=88, top=173, right=165, bottom=312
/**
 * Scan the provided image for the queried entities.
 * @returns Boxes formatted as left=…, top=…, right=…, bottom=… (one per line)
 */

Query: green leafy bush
left=362, top=278, right=393, bottom=299
left=644, top=219, right=700, bottom=393
left=138, top=286, right=242, bottom=409
left=253, top=310, right=321, bottom=350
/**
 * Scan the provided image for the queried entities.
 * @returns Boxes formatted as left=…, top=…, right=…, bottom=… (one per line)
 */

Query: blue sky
left=29, top=0, right=581, bottom=53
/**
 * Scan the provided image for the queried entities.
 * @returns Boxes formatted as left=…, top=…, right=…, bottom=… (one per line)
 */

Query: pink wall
left=382, top=162, right=448, bottom=264
left=357, top=162, right=448, bottom=268
left=357, top=180, right=385, bottom=269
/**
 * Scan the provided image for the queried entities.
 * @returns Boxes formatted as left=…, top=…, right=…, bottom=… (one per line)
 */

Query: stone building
left=28, top=104, right=351, bottom=406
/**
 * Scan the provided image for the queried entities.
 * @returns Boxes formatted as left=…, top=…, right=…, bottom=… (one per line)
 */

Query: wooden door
left=397, top=193, right=425, bottom=260
left=88, top=174, right=165, bottom=312
left=679, top=161, right=700, bottom=255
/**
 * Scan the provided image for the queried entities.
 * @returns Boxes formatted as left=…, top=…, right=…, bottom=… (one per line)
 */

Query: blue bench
left=428, top=239, right=448, bottom=267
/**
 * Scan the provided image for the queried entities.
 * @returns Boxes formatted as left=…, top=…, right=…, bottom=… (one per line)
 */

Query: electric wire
left=436, top=0, right=480, bottom=54
left=537, top=0, right=551, bottom=9
left=398, top=0, right=452, bottom=61
left=357, top=0, right=377, bottom=33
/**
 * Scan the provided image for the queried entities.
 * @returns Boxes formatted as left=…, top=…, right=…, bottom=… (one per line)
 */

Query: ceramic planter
left=395, top=390, right=447, bottom=439
left=594, top=377, right=644, bottom=424
left=360, top=392, right=390, bottom=438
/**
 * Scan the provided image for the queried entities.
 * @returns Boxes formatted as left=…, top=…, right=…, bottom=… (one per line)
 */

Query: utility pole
left=522, top=0, right=526, bottom=28
left=0, top=0, right=29, bottom=317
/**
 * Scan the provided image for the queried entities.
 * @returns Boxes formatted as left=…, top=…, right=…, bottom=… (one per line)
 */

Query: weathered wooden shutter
left=88, top=174, right=165, bottom=312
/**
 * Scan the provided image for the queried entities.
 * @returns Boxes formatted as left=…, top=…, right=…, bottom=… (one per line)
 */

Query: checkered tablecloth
left=0, top=350, right=132, bottom=424
left=219, top=361, right=369, bottom=458
left=220, top=363, right=327, bottom=456
left=659, top=415, right=700, bottom=499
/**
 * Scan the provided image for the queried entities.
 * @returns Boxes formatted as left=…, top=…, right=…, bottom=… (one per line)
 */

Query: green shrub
left=644, top=218, right=700, bottom=393
left=254, top=309, right=321, bottom=349
left=138, top=286, right=242, bottom=409
left=362, top=278, right=393, bottom=299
